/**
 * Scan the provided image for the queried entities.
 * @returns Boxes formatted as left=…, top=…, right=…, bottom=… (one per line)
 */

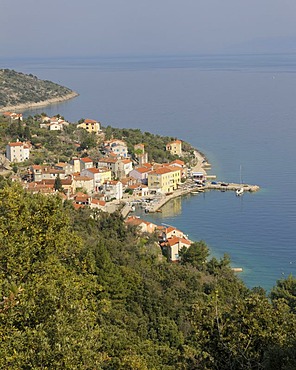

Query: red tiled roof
left=167, top=237, right=191, bottom=247
left=8, top=142, right=23, bottom=147
left=84, top=119, right=98, bottom=124
left=170, top=159, right=185, bottom=166
left=99, top=157, right=117, bottom=164
left=80, top=157, right=93, bottom=163
left=134, top=167, right=151, bottom=174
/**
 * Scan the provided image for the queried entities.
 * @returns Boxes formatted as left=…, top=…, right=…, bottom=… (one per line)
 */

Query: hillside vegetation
left=0, top=69, right=76, bottom=109
left=1, top=182, right=296, bottom=369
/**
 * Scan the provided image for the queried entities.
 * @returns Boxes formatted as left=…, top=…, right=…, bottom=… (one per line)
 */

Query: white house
left=167, top=237, right=191, bottom=262
left=119, top=158, right=133, bottom=177
left=6, top=141, right=30, bottom=162
left=102, top=180, right=123, bottom=200
left=103, top=139, right=128, bottom=158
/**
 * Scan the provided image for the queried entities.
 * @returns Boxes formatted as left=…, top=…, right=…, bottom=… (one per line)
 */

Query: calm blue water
left=2, top=54, right=296, bottom=290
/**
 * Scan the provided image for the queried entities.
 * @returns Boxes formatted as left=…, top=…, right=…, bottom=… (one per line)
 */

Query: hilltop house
left=3, top=112, right=23, bottom=121
left=166, top=140, right=182, bottom=156
left=103, top=139, right=128, bottom=158
left=77, top=119, right=101, bottom=134
left=6, top=141, right=31, bottom=162
left=40, top=116, right=69, bottom=131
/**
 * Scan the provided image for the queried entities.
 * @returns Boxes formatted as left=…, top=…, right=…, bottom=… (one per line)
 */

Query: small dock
left=231, top=267, right=243, bottom=273
left=205, top=182, right=260, bottom=192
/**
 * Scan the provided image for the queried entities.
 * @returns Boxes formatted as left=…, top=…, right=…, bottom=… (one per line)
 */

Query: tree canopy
left=0, top=183, right=296, bottom=369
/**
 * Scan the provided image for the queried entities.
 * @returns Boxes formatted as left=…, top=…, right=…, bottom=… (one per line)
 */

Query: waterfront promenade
left=120, top=149, right=259, bottom=216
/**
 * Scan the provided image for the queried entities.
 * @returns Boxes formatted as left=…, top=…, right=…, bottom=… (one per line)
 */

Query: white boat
left=236, top=187, right=244, bottom=196
left=236, top=165, right=244, bottom=196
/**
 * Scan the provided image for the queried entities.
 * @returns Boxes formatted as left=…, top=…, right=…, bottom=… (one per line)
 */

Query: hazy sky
left=1, top=0, right=296, bottom=58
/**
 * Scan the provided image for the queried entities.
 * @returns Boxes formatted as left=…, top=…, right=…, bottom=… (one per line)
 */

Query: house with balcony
left=148, top=166, right=181, bottom=194
left=77, top=119, right=101, bottom=134
left=81, top=167, right=112, bottom=192
left=127, top=184, right=149, bottom=197
left=97, top=157, right=120, bottom=177
left=103, top=139, right=128, bottom=158
left=102, top=180, right=123, bottom=200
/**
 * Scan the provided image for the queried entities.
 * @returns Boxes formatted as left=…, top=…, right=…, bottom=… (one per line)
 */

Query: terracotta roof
left=74, top=175, right=92, bottom=181
left=91, top=199, right=106, bottom=206
left=84, top=119, right=98, bottom=124
left=133, top=167, right=151, bottom=174
left=170, top=159, right=185, bottom=166
left=85, top=167, right=100, bottom=174
left=167, top=140, right=182, bottom=145
left=98, top=157, right=117, bottom=164
left=73, top=203, right=85, bottom=210
left=8, top=142, right=23, bottom=147
left=142, top=163, right=152, bottom=168
left=55, top=162, right=67, bottom=168
left=104, top=180, right=120, bottom=185
left=80, top=157, right=93, bottom=163
left=150, top=167, right=177, bottom=175
left=167, top=237, right=191, bottom=247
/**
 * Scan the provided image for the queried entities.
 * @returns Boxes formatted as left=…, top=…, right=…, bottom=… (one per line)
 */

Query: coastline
left=0, top=91, right=79, bottom=113
left=121, top=148, right=259, bottom=216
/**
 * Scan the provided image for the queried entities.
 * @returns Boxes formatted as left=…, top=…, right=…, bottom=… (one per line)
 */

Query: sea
left=2, top=53, right=296, bottom=291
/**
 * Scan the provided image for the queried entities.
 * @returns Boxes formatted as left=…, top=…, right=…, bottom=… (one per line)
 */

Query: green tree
left=54, top=174, right=63, bottom=192
left=180, top=241, right=209, bottom=269
left=0, top=184, right=107, bottom=368
left=270, top=274, right=296, bottom=313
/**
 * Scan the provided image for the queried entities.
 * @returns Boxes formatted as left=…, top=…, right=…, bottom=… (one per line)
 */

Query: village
left=1, top=111, right=259, bottom=264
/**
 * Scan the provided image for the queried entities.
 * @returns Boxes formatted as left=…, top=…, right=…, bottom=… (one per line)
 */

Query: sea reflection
left=159, top=197, right=182, bottom=217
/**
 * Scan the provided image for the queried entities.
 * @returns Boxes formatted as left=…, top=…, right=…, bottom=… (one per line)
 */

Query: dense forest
left=0, top=69, right=76, bottom=109
left=1, top=181, right=296, bottom=369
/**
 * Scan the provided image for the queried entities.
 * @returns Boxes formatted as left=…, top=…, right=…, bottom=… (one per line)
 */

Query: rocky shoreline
left=0, top=91, right=79, bottom=113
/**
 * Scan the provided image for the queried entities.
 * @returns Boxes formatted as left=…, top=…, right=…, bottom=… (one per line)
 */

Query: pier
left=204, top=182, right=260, bottom=192
left=144, top=181, right=260, bottom=213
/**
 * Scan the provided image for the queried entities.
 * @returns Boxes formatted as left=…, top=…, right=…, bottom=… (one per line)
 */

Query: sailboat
left=236, top=165, right=244, bottom=196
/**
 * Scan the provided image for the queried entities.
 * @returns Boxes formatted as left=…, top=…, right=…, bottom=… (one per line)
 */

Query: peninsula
left=0, top=69, right=78, bottom=112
